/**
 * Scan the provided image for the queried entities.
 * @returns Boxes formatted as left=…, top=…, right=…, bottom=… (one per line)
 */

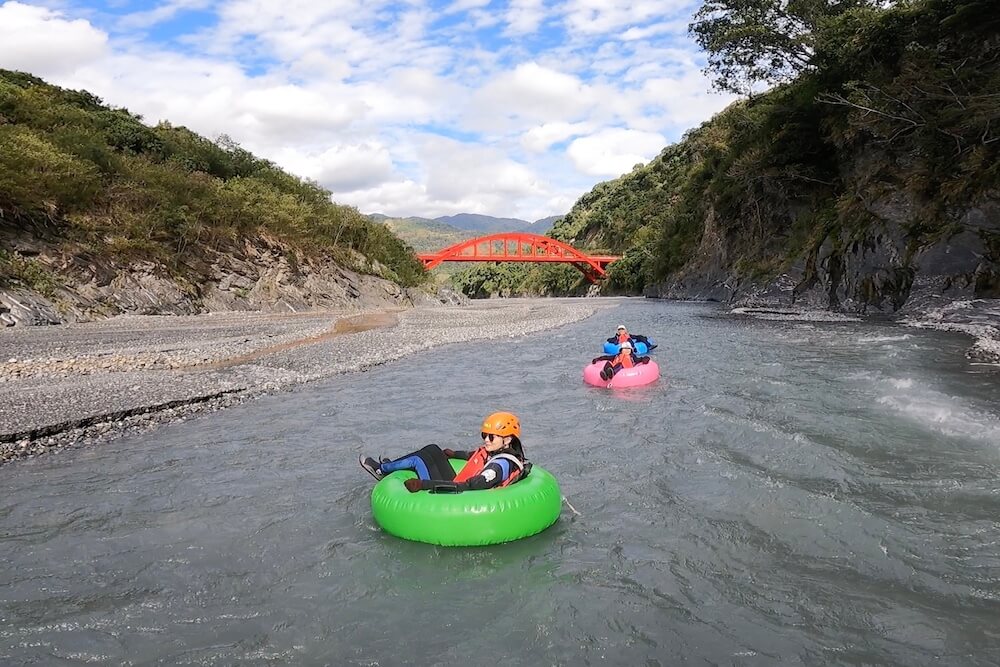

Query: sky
left=0, top=0, right=735, bottom=221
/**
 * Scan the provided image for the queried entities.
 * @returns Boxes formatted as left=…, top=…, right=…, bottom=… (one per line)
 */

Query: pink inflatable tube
left=583, top=360, right=660, bottom=388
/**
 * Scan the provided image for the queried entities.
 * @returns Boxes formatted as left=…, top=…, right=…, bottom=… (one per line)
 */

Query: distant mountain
left=434, top=213, right=531, bottom=234
left=371, top=216, right=474, bottom=252
left=369, top=211, right=564, bottom=257
left=530, top=215, right=561, bottom=234
left=371, top=212, right=562, bottom=235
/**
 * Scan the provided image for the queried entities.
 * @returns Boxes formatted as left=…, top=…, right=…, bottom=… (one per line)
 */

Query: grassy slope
left=0, top=70, right=426, bottom=290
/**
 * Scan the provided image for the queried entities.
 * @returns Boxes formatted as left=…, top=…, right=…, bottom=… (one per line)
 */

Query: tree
left=690, top=0, right=882, bottom=95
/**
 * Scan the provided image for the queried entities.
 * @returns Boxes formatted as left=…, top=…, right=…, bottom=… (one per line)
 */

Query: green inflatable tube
left=370, top=459, right=562, bottom=546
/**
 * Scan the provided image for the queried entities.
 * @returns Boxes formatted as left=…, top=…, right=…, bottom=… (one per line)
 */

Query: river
left=2, top=300, right=999, bottom=665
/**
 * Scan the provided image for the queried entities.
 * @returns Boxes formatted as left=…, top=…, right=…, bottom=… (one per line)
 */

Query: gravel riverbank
left=0, top=299, right=607, bottom=465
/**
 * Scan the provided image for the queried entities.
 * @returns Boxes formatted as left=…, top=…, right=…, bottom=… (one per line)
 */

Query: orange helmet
left=481, top=411, right=520, bottom=438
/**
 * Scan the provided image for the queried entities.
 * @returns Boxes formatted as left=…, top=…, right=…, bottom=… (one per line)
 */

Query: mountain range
left=369, top=212, right=560, bottom=236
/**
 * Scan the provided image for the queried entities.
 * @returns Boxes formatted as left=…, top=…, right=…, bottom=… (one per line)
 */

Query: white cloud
left=503, top=0, right=546, bottom=36
left=561, top=0, right=693, bottom=35
left=445, top=0, right=491, bottom=14
left=274, top=142, right=394, bottom=192
left=521, top=121, right=593, bottom=153
left=240, top=85, right=365, bottom=132
left=0, top=0, right=738, bottom=221
left=470, top=62, right=592, bottom=130
left=639, top=71, right=736, bottom=128
left=567, top=127, right=666, bottom=176
left=0, top=2, right=108, bottom=75
left=116, top=0, right=212, bottom=31
left=620, top=19, right=688, bottom=41
left=421, top=135, right=542, bottom=200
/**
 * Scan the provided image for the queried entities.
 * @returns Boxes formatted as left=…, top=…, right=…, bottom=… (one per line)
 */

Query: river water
left=2, top=300, right=999, bottom=666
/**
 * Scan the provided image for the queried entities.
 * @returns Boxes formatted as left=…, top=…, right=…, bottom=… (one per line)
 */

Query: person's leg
left=380, top=444, right=455, bottom=480
left=600, top=361, right=613, bottom=381
left=610, top=363, right=623, bottom=376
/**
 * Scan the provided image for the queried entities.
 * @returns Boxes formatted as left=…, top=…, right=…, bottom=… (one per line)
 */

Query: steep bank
left=0, top=69, right=429, bottom=325
left=547, top=0, right=999, bottom=358
left=0, top=222, right=450, bottom=327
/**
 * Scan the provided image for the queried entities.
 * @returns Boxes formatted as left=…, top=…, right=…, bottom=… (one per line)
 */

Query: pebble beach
left=0, top=299, right=606, bottom=464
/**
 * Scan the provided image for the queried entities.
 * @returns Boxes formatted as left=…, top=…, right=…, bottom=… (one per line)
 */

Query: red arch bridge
left=417, top=232, right=620, bottom=283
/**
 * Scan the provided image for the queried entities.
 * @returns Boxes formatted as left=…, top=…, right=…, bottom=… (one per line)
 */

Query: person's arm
left=405, top=478, right=470, bottom=493
left=442, top=448, right=471, bottom=460
left=403, top=460, right=512, bottom=492
left=592, top=354, right=614, bottom=363
left=462, top=460, right=511, bottom=490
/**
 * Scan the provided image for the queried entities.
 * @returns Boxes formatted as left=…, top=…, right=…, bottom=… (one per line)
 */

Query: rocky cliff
left=0, top=224, right=458, bottom=327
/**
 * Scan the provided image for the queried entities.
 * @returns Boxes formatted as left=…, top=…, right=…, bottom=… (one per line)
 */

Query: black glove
left=404, top=478, right=423, bottom=493
left=592, top=357, right=601, bottom=364
left=443, top=448, right=456, bottom=457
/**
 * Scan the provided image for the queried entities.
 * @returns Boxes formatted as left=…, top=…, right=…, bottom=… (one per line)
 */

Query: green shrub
left=0, top=125, right=101, bottom=219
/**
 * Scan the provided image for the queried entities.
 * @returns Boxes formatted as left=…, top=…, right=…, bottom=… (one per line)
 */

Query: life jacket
left=617, top=332, right=629, bottom=343
left=454, top=447, right=526, bottom=488
left=614, top=350, right=635, bottom=368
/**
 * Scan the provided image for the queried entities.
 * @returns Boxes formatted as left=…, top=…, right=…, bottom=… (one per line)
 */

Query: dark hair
left=507, top=435, right=525, bottom=460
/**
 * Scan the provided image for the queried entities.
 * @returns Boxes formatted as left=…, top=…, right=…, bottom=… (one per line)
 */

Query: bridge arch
left=416, top=232, right=619, bottom=283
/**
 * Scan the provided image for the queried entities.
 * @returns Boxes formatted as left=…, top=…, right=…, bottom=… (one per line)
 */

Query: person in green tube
left=359, top=411, right=530, bottom=492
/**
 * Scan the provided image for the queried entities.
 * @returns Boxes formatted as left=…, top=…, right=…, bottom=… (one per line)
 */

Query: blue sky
left=0, top=0, right=735, bottom=220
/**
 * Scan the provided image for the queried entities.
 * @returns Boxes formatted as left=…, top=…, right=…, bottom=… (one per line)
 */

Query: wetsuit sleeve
left=606, top=336, right=617, bottom=344
left=594, top=354, right=615, bottom=361
left=411, top=478, right=470, bottom=492
left=451, top=449, right=472, bottom=460
left=411, top=460, right=511, bottom=492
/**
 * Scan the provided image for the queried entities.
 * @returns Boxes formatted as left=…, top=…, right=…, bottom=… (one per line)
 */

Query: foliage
left=690, top=0, right=884, bottom=94
left=560, top=0, right=998, bottom=295
left=0, top=249, right=61, bottom=297
left=450, top=262, right=588, bottom=298
left=0, top=69, right=426, bottom=287
left=0, top=125, right=101, bottom=220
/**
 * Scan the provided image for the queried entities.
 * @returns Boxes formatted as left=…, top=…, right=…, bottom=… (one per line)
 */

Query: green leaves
left=690, top=0, right=881, bottom=94
left=0, top=125, right=101, bottom=219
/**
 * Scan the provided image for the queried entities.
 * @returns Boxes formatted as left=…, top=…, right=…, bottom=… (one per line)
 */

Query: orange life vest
left=615, top=350, right=635, bottom=368
left=454, top=447, right=525, bottom=488
left=617, top=332, right=629, bottom=343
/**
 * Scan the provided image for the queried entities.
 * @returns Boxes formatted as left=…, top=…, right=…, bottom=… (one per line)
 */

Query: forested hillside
left=553, top=0, right=998, bottom=309
left=0, top=70, right=426, bottom=324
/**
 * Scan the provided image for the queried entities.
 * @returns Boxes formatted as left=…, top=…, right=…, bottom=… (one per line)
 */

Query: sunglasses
left=481, top=432, right=506, bottom=442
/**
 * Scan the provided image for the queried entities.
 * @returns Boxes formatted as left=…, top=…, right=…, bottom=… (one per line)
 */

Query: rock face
left=647, top=198, right=1000, bottom=316
left=0, top=231, right=458, bottom=326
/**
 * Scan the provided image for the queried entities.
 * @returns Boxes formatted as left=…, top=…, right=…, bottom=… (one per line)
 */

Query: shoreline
left=0, top=299, right=610, bottom=465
